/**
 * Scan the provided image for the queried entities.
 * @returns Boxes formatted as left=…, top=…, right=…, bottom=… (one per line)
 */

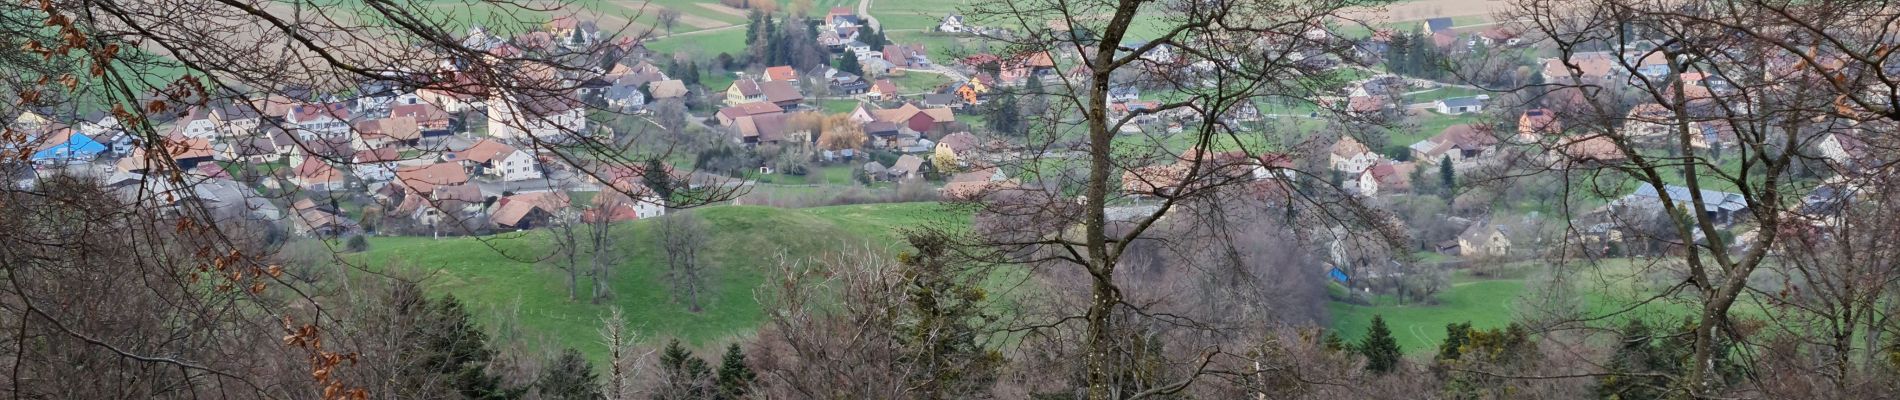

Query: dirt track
left=1344, top=0, right=1514, bottom=23
left=603, top=0, right=730, bottom=29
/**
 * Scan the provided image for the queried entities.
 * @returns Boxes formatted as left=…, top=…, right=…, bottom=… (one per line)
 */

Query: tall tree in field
left=659, top=8, right=682, bottom=35
left=956, top=0, right=1393, bottom=396
left=660, top=211, right=713, bottom=312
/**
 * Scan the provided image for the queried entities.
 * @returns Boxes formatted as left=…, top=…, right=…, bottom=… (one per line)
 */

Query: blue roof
left=1328, top=267, right=1350, bottom=283
left=1425, top=18, right=1454, bottom=32
left=32, top=132, right=106, bottom=162
left=1627, top=185, right=1748, bottom=213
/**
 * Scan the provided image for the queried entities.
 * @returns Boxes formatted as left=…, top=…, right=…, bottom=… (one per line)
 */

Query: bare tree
left=0, top=0, right=746, bottom=394
left=954, top=0, right=1397, bottom=396
left=1496, top=0, right=1900, bottom=396
left=658, top=8, right=682, bottom=36
left=660, top=211, right=712, bottom=312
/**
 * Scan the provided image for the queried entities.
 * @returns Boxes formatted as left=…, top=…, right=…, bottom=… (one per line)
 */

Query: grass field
left=1330, top=275, right=1527, bottom=356
left=820, top=98, right=864, bottom=113
left=358, top=202, right=965, bottom=362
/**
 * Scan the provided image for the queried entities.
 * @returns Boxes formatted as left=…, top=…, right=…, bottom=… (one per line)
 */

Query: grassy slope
left=360, top=202, right=963, bottom=361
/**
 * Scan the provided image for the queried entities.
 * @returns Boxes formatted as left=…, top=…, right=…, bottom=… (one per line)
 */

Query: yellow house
left=934, top=132, right=978, bottom=169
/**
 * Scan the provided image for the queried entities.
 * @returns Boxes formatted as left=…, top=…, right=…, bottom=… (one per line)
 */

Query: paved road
left=857, top=0, right=880, bottom=31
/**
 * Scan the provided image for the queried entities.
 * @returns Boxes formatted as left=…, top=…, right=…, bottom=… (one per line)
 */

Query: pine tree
left=1359, top=315, right=1402, bottom=374
left=402, top=295, right=524, bottom=399
left=744, top=10, right=761, bottom=45
left=1435, top=322, right=1473, bottom=362
left=896, top=230, right=1002, bottom=398
left=656, top=339, right=713, bottom=400
left=838, top=50, right=864, bottom=76
left=713, top=343, right=755, bottom=400
left=538, top=349, right=602, bottom=400
left=1438, top=155, right=1456, bottom=201
left=986, top=94, right=1021, bottom=135
left=1323, top=331, right=1350, bottom=353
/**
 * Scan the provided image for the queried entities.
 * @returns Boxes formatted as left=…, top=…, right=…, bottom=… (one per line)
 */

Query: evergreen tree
left=862, top=25, right=887, bottom=49
left=656, top=339, right=713, bottom=400
left=643, top=158, right=676, bottom=207
left=744, top=11, right=761, bottom=45
left=538, top=349, right=602, bottom=400
left=713, top=343, right=755, bottom=400
left=986, top=94, right=1021, bottom=135
left=1359, top=315, right=1402, bottom=374
left=1436, top=322, right=1473, bottom=362
left=683, top=61, right=701, bottom=86
left=402, top=295, right=524, bottom=399
left=1597, top=320, right=1670, bottom=400
left=896, top=230, right=1003, bottom=398
left=838, top=50, right=864, bottom=76
left=1438, top=155, right=1456, bottom=201
left=1323, top=331, right=1350, bottom=353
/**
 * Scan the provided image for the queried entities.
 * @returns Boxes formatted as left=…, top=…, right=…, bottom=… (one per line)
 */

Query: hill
left=357, top=202, right=967, bottom=360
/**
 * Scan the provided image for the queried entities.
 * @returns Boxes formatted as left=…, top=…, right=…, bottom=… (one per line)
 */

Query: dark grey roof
left=1425, top=18, right=1454, bottom=32
left=1439, top=96, right=1484, bottom=108
left=1621, top=185, right=1748, bottom=213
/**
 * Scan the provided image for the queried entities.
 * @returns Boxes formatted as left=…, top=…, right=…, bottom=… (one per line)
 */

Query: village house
left=648, top=79, right=691, bottom=101
left=1610, top=185, right=1751, bottom=226
left=934, top=132, right=980, bottom=168
left=1540, top=52, right=1620, bottom=84
left=290, top=160, right=346, bottom=192
left=939, top=14, right=966, bottom=33
left=760, top=80, right=805, bottom=111
left=1434, top=96, right=1487, bottom=114
left=1456, top=221, right=1513, bottom=257
left=1515, top=108, right=1561, bottom=143
left=169, top=107, right=220, bottom=140
left=888, top=154, right=926, bottom=181
left=884, top=44, right=931, bottom=70
left=392, top=162, right=472, bottom=197
left=208, top=103, right=263, bottom=138
left=717, top=102, right=786, bottom=126
left=395, top=183, right=485, bottom=227
left=1411, top=124, right=1499, bottom=165
left=726, top=79, right=766, bottom=105
left=1549, top=134, right=1627, bottom=168
left=390, top=103, right=455, bottom=138
left=30, top=128, right=107, bottom=165
left=730, top=113, right=804, bottom=146
left=450, top=139, right=542, bottom=181
left=860, top=103, right=957, bottom=135
left=868, top=79, right=900, bottom=101
left=486, top=95, right=586, bottom=141
left=1329, top=135, right=1380, bottom=174
left=490, top=192, right=570, bottom=230
left=1355, top=161, right=1414, bottom=197
left=1420, top=17, right=1453, bottom=34
left=286, top=103, right=354, bottom=140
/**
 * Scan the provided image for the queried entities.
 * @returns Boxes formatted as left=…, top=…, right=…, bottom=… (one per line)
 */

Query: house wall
left=498, top=151, right=543, bottom=181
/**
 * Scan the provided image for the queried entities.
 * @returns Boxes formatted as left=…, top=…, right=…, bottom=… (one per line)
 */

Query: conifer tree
left=1438, top=155, right=1456, bottom=201
left=656, top=339, right=713, bottom=400
left=713, top=343, right=755, bottom=400
left=1359, top=315, right=1402, bottom=374
left=538, top=349, right=602, bottom=400
left=838, top=50, right=864, bottom=76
